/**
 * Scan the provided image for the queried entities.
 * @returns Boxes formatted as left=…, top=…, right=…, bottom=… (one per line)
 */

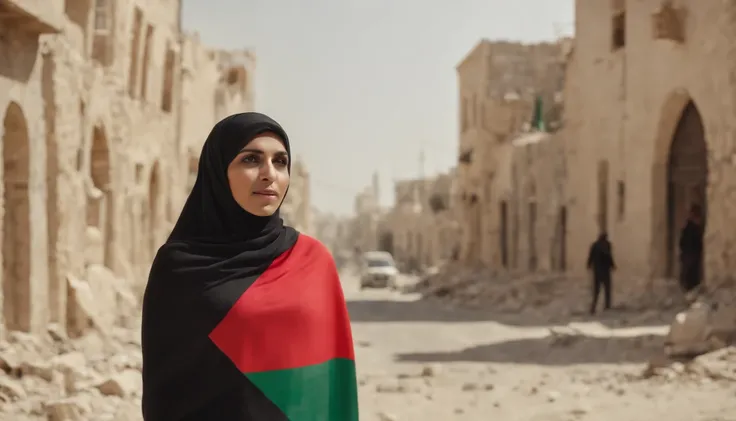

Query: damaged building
left=350, top=173, right=382, bottom=254
left=566, top=0, right=736, bottom=288
left=347, top=169, right=460, bottom=272
left=455, top=0, right=736, bottom=297
left=380, top=171, right=460, bottom=272
left=0, top=0, right=260, bottom=337
left=492, top=130, right=568, bottom=273
left=455, top=39, right=568, bottom=269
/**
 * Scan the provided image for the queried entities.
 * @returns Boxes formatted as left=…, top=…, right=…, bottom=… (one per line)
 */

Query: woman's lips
left=253, top=191, right=279, bottom=201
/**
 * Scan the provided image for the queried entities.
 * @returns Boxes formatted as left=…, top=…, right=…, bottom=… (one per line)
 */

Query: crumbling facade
left=565, top=0, right=736, bottom=286
left=0, top=0, right=255, bottom=336
left=455, top=39, right=567, bottom=267
left=350, top=173, right=381, bottom=254
left=179, top=32, right=256, bottom=210
left=381, top=171, right=459, bottom=272
left=495, top=131, right=567, bottom=272
left=455, top=0, right=736, bottom=292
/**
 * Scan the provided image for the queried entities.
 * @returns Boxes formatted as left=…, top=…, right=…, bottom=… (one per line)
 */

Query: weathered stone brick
left=0, top=0, right=312, bottom=338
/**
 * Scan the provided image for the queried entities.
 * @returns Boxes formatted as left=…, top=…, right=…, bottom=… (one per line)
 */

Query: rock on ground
left=0, top=325, right=143, bottom=421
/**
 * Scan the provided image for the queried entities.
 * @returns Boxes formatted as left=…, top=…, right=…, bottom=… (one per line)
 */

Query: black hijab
left=141, top=112, right=300, bottom=420
left=169, top=112, right=292, bottom=242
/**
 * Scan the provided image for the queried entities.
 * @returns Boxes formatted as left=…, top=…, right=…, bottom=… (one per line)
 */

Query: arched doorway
left=499, top=200, right=509, bottom=268
left=2, top=102, right=32, bottom=332
left=665, top=100, right=707, bottom=281
left=528, top=201, right=537, bottom=271
left=378, top=231, right=394, bottom=255
left=468, top=193, right=481, bottom=262
left=88, top=126, right=114, bottom=268
left=149, top=162, right=160, bottom=257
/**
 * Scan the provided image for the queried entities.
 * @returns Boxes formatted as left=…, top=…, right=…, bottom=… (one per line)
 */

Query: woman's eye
left=241, top=155, right=259, bottom=164
left=274, top=158, right=288, bottom=167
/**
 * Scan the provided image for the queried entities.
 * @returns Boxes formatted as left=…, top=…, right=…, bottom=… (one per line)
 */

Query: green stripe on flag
left=246, top=358, right=359, bottom=421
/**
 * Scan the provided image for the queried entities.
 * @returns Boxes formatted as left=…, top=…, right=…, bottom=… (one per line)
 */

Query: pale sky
left=182, top=0, right=574, bottom=216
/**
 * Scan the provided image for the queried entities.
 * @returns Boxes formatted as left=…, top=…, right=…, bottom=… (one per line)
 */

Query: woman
left=141, top=112, right=359, bottom=421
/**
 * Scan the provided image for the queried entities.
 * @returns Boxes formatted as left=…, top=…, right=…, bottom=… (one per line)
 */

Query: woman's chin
left=245, top=204, right=278, bottom=217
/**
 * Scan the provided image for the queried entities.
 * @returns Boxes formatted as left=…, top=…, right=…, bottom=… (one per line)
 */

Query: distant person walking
left=678, top=204, right=704, bottom=293
left=587, top=232, right=616, bottom=314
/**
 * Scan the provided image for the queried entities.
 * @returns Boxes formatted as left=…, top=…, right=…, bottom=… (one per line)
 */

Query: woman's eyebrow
left=238, top=148, right=288, bottom=155
left=239, top=147, right=264, bottom=154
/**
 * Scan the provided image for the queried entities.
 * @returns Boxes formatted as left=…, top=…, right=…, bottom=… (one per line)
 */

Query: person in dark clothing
left=587, top=232, right=616, bottom=314
left=678, top=204, right=704, bottom=292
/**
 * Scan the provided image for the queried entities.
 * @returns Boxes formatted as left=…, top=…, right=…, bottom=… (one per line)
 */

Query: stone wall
left=455, top=39, right=566, bottom=266
left=381, top=171, right=460, bottom=271
left=452, top=0, right=736, bottom=293
left=179, top=32, right=256, bottom=212
left=350, top=173, right=381, bottom=253
left=495, top=132, right=567, bottom=272
left=0, top=0, right=255, bottom=336
left=566, top=0, right=736, bottom=287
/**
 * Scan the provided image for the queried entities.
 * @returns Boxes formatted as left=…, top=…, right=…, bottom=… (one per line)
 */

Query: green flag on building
left=531, top=94, right=545, bottom=131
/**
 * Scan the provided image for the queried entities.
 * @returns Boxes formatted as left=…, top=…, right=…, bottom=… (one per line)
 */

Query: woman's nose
left=259, top=162, right=276, bottom=180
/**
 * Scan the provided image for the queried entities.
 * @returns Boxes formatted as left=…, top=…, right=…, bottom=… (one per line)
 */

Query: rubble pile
left=410, top=264, right=687, bottom=317
left=0, top=326, right=143, bottom=421
left=0, top=263, right=146, bottom=421
left=412, top=264, right=736, bottom=369
left=663, top=287, right=736, bottom=358
left=642, top=346, right=736, bottom=383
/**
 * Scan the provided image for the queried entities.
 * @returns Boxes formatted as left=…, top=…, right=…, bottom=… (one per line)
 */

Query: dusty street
left=344, top=271, right=736, bottom=421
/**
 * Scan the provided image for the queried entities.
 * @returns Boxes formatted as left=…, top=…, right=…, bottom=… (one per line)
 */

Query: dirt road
left=344, top=271, right=736, bottom=421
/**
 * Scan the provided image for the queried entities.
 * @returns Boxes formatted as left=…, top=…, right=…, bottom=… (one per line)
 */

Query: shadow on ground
left=393, top=332, right=665, bottom=365
left=347, top=297, right=678, bottom=329
left=395, top=335, right=664, bottom=366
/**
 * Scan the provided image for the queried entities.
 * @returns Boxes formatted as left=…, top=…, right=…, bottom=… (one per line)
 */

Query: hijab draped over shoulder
left=141, top=113, right=359, bottom=421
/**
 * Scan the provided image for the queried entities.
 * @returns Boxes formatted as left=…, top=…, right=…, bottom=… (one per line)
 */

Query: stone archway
left=88, top=125, right=114, bottom=268
left=148, top=162, right=161, bottom=257
left=2, top=102, right=32, bottom=332
left=665, top=100, right=708, bottom=280
left=378, top=231, right=394, bottom=256
left=499, top=200, right=508, bottom=268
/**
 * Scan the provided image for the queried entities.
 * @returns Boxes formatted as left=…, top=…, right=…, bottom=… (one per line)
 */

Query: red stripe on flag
left=209, top=235, right=355, bottom=373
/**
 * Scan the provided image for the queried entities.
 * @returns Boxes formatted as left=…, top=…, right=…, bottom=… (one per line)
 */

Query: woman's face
left=227, top=132, right=290, bottom=216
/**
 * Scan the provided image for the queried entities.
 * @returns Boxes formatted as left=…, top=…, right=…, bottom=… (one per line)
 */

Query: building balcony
left=0, top=0, right=63, bottom=34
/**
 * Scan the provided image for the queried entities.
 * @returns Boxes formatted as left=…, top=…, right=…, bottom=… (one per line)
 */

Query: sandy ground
left=344, top=271, right=736, bottom=421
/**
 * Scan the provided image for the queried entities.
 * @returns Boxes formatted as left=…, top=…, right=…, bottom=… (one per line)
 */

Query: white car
left=359, top=251, right=399, bottom=289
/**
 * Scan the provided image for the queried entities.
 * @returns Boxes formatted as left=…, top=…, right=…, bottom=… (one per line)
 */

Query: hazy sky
left=182, top=0, right=574, bottom=215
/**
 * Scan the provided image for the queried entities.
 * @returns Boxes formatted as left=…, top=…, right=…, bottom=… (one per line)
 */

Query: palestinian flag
left=209, top=235, right=360, bottom=421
